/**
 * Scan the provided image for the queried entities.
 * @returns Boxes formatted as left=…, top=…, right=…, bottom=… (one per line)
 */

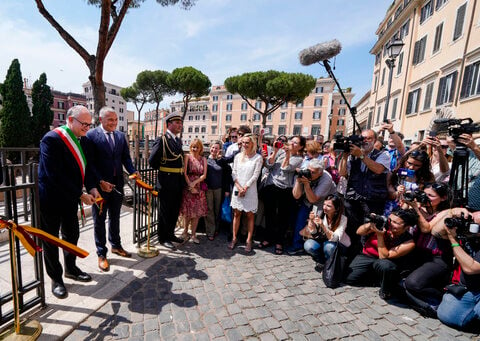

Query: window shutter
left=437, top=77, right=446, bottom=105
left=448, top=71, right=458, bottom=103
left=460, top=64, right=473, bottom=99
left=406, top=92, right=413, bottom=114
left=453, top=3, right=467, bottom=41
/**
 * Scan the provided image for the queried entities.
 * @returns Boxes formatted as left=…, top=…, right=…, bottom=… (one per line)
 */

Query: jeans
left=437, top=291, right=480, bottom=329
left=291, top=203, right=311, bottom=250
left=304, top=239, right=337, bottom=263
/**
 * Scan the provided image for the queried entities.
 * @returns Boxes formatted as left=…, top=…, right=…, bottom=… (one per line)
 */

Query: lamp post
left=382, top=38, right=404, bottom=123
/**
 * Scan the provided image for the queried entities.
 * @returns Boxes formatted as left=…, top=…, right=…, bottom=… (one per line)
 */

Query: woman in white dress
left=229, top=133, right=263, bottom=252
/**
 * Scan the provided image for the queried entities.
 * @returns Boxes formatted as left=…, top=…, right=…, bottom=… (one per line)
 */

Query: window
left=267, top=113, right=272, bottom=121
left=201, top=126, right=206, bottom=133
left=423, top=82, right=434, bottom=110
left=376, top=106, right=382, bottom=124
left=212, top=104, right=218, bottom=112
left=406, top=88, right=422, bottom=114
left=311, top=125, right=321, bottom=136
left=400, top=19, right=410, bottom=39
left=374, top=74, right=379, bottom=91
left=58, top=113, right=65, bottom=121
left=338, top=119, right=344, bottom=126
left=293, top=125, right=302, bottom=135
left=294, top=111, right=303, bottom=120
left=253, top=113, right=261, bottom=121
left=280, top=112, right=286, bottom=120
left=266, top=125, right=273, bottom=134
left=339, top=98, right=346, bottom=105
left=338, top=108, right=346, bottom=116
left=188, top=115, right=193, bottom=121
left=381, top=68, right=386, bottom=86
left=375, top=53, right=381, bottom=65
left=194, top=127, right=199, bottom=133
left=420, top=1, right=433, bottom=24
left=436, top=0, right=448, bottom=10
left=453, top=3, right=467, bottom=41
left=255, top=101, right=262, bottom=109
left=314, top=97, right=323, bottom=107
left=202, top=115, right=206, bottom=120
left=313, top=111, right=321, bottom=120
left=211, top=126, right=217, bottom=134
left=281, top=102, right=288, bottom=109
left=315, top=86, right=324, bottom=93
left=278, top=125, right=286, bottom=135
left=241, top=102, right=248, bottom=110
left=57, top=101, right=65, bottom=109
left=226, top=103, right=232, bottom=111
left=240, top=114, right=247, bottom=121
left=195, top=115, right=200, bottom=120
left=437, top=71, right=458, bottom=105
left=211, top=115, right=217, bottom=122
left=413, top=36, right=427, bottom=65
left=212, top=95, right=218, bottom=101
left=226, top=94, right=233, bottom=100
left=188, top=127, right=193, bottom=133
left=391, top=98, right=398, bottom=120
left=460, top=61, right=480, bottom=99
left=296, top=101, right=303, bottom=108
left=433, top=23, right=443, bottom=53
left=226, top=114, right=232, bottom=122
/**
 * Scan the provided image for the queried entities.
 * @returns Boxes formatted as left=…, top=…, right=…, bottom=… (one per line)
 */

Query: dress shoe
left=111, top=247, right=132, bottom=258
left=52, top=282, right=67, bottom=299
left=171, top=236, right=184, bottom=244
left=161, top=241, right=177, bottom=250
left=98, top=256, right=110, bottom=272
left=65, top=269, right=92, bottom=282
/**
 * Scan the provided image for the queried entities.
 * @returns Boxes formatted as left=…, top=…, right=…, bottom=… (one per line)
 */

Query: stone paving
left=65, top=233, right=480, bottom=340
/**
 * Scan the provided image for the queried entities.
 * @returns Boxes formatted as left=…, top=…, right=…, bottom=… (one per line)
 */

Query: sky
left=0, top=0, right=392, bottom=112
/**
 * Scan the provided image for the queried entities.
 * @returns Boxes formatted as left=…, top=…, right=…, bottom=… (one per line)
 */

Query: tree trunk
left=89, top=73, right=105, bottom=124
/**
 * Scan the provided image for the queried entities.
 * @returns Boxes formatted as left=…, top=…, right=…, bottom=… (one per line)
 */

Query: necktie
left=107, top=132, right=114, bottom=151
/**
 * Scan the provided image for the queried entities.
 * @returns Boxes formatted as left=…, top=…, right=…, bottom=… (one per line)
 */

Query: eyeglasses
left=441, top=145, right=449, bottom=149
left=73, top=117, right=92, bottom=128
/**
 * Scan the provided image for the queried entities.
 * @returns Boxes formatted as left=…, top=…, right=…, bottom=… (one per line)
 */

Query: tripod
left=449, top=144, right=470, bottom=207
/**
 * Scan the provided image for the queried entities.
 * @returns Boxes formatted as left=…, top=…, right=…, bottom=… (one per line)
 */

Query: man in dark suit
left=148, top=112, right=185, bottom=250
left=39, top=105, right=96, bottom=299
left=83, top=106, right=137, bottom=272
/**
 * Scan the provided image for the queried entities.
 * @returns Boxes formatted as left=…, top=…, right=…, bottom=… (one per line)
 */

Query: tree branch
left=95, top=0, right=111, bottom=82
left=105, top=0, right=132, bottom=55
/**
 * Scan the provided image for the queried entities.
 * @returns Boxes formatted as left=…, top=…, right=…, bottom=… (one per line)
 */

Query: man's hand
left=80, top=192, right=95, bottom=205
left=100, top=180, right=114, bottom=193
left=380, top=122, right=394, bottom=134
left=457, top=133, right=476, bottom=150
left=349, top=144, right=364, bottom=158
left=89, top=188, right=101, bottom=199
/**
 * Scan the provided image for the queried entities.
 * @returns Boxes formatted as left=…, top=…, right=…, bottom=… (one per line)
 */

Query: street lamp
left=382, top=38, right=404, bottom=123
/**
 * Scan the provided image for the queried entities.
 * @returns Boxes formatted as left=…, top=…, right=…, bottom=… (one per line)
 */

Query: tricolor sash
left=53, top=125, right=86, bottom=182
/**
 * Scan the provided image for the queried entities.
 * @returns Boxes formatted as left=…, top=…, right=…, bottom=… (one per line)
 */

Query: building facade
left=143, top=108, right=169, bottom=140
left=82, top=81, right=128, bottom=132
left=365, top=0, right=480, bottom=144
left=172, top=78, right=353, bottom=146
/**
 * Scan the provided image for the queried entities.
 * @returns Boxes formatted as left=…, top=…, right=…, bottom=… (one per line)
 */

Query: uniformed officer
left=148, top=112, right=185, bottom=250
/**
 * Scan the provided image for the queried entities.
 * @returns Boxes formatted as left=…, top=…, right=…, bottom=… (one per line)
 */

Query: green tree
left=0, top=59, right=31, bottom=151
left=136, top=70, right=174, bottom=138
left=225, top=71, right=316, bottom=128
left=31, top=73, right=54, bottom=146
left=35, top=0, right=196, bottom=121
left=120, top=83, right=150, bottom=139
left=167, top=66, right=211, bottom=136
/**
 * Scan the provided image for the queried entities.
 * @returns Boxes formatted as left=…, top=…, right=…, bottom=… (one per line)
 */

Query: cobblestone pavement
left=66, top=234, right=480, bottom=340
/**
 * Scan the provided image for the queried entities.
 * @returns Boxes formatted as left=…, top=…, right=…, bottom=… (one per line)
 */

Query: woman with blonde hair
left=180, top=138, right=207, bottom=244
left=229, top=133, right=263, bottom=252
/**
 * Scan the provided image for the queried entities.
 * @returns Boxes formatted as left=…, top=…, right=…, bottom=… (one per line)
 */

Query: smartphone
left=274, top=141, right=283, bottom=149
left=429, top=130, right=437, bottom=137
left=311, top=205, right=318, bottom=216
left=262, top=143, right=268, bottom=154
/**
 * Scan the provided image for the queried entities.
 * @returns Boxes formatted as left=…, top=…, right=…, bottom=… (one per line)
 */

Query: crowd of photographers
left=213, top=119, right=480, bottom=331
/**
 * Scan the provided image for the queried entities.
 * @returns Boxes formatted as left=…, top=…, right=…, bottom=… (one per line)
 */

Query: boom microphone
left=299, top=39, right=342, bottom=66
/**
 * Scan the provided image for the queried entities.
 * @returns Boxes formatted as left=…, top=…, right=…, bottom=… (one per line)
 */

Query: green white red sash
left=53, top=125, right=86, bottom=182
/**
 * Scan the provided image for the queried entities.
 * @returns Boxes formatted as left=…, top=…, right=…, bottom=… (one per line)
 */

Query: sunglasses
left=441, top=145, right=448, bottom=149
left=409, top=150, right=428, bottom=161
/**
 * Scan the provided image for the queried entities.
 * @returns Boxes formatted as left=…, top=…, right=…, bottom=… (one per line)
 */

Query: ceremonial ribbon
left=129, top=174, right=158, bottom=197
left=95, top=196, right=104, bottom=215
left=0, top=219, right=89, bottom=258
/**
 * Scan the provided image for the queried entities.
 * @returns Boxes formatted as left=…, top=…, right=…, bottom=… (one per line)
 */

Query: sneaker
left=287, top=247, right=305, bottom=256
left=314, top=263, right=324, bottom=273
left=192, top=237, right=200, bottom=244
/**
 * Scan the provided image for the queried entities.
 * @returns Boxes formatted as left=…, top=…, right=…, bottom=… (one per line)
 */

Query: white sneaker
left=192, top=237, right=200, bottom=244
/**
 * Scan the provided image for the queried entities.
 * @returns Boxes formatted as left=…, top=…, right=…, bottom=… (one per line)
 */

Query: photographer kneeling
left=288, top=158, right=337, bottom=255
left=436, top=213, right=480, bottom=330
left=344, top=208, right=418, bottom=299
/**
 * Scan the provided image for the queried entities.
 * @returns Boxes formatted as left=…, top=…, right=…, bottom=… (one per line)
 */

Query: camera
left=403, top=189, right=430, bottom=204
left=364, top=213, right=388, bottom=230
left=234, top=190, right=239, bottom=195
left=398, top=168, right=415, bottom=179
left=333, top=134, right=364, bottom=153
left=295, top=168, right=312, bottom=179
left=274, top=141, right=284, bottom=149
left=434, top=118, right=480, bottom=143
left=445, top=212, right=474, bottom=236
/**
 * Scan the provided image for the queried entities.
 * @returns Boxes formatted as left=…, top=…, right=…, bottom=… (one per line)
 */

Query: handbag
left=200, top=181, right=208, bottom=191
left=221, top=196, right=232, bottom=223
left=322, top=244, right=345, bottom=289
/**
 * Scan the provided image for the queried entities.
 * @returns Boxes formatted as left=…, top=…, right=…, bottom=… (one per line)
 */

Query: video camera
left=295, top=168, right=312, bottom=179
left=333, top=134, right=364, bottom=153
left=364, top=213, right=388, bottom=231
left=434, top=118, right=480, bottom=143
left=403, top=189, right=431, bottom=205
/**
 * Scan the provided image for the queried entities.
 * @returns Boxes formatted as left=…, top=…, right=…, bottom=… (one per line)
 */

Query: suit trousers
left=92, top=190, right=123, bottom=257
left=157, top=172, right=183, bottom=242
left=40, top=205, right=80, bottom=283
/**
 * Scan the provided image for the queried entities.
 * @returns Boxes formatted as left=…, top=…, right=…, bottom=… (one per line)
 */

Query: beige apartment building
left=143, top=108, right=169, bottom=140
left=358, top=0, right=480, bottom=144
left=172, top=78, right=354, bottom=146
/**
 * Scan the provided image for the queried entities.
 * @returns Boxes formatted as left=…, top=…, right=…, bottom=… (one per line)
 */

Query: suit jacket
left=148, top=133, right=184, bottom=188
left=38, top=130, right=84, bottom=212
left=82, top=127, right=136, bottom=192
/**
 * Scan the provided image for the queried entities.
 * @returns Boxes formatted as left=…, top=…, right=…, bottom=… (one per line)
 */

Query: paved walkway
left=22, top=211, right=473, bottom=341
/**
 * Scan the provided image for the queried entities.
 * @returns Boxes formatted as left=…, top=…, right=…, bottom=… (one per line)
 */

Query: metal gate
left=132, top=158, right=160, bottom=246
left=0, top=148, right=45, bottom=328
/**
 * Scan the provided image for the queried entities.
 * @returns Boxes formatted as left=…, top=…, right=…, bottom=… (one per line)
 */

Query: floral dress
left=180, top=155, right=207, bottom=218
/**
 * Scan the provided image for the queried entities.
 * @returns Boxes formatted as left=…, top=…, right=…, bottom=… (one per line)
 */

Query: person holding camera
left=302, top=194, right=350, bottom=271
left=344, top=207, right=418, bottom=299
left=288, top=158, right=337, bottom=255
left=402, top=182, right=453, bottom=317
left=378, top=122, right=406, bottom=171
left=436, top=213, right=480, bottom=330
left=259, top=135, right=305, bottom=254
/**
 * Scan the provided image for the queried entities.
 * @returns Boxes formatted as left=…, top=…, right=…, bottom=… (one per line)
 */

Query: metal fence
left=0, top=148, right=45, bottom=328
